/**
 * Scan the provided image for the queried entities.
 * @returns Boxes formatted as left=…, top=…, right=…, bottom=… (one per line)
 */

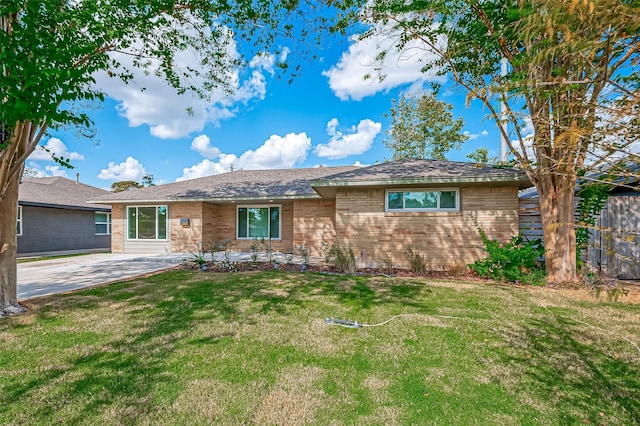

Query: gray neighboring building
left=18, top=177, right=112, bottom=256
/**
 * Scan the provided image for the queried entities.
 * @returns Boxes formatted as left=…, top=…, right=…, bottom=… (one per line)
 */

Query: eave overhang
left=311, top=175, right=533, bottom=198
left=87, top=193, right=323, bottom=205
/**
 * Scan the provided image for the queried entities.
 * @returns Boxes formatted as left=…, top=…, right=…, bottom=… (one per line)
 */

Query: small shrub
left=261, top=238, right=275, bottom=263
left=211, top=239, right=232, bottom=261
left=321, top=240, right=334, bottom=264
left=217, top=260, right=238, bottom=272
left=296, top=245, right=310, bottom=265
left=380, top=254, right=394, bottom=275
left=469, top=228, right=545, bottom=284
left=250, top=240, right=259, bottom=264
left=405, top=246, right=426, bottom=274
left=332, top=245, right=356, bottom=274
left=447, top=261, right=467, bottom=276
left=190, top=244, right=207, bottom=268
left=210, top=239, right=237, bottom=271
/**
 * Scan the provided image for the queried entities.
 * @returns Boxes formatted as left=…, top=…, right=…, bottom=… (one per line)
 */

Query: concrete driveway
left=17, top=253, right=189, bottom=300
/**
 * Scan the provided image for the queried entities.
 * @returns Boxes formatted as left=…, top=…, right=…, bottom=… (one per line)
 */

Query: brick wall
left=201, top=202, right=294, bottom=253
left=335, top=186, right=520, bottom=270
left=170, top=202, right=203, bottom=252
left=292, top=199, right=336, bottom=256
left=111, top=204, right=124, bottom=253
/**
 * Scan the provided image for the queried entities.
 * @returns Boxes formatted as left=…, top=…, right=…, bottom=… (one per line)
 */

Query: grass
left=1, top=271, right=639, bottom=425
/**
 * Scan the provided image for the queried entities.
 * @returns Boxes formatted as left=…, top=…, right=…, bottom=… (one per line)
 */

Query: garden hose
left=325, top=314, right=416, bottom=329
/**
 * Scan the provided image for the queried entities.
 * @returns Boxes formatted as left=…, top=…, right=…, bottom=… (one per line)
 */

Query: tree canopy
left=384, top=93, right=468, bottom=161
left=0, top=0, right=318, bottom=314
left=1, top=0, right=308, bottom=202
left=111, top=181, right=143, bottom=192
left=340, top=0, right=640, bottom=284
left=141, top=174, right=156, bottom=187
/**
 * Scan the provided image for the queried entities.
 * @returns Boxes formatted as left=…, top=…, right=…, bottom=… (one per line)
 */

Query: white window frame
left=95, top=212, right=112, bottom=235
left=385, top=188, right=460, bottom=212
left=236, top=204, right=282, bottom=240
left=126, top=205, right=168, bottom=241
left=17, top=205, right=22, bottom=236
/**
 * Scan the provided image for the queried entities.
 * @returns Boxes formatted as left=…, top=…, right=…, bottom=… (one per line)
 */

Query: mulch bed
left=180, top=260, right=640, bottom=303
left=182, top=260, right=485, bottom=281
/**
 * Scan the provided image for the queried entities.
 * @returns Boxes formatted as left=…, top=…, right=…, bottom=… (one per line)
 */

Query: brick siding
left=334, top=186, right=519, bottom=270
left=111, top=204, right=124, bottom=253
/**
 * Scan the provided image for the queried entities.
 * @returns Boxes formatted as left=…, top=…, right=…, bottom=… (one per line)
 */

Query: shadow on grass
left=5, top=270, right=637, bottom=424
left=496, top=312, right=640, bottom=423
left=0, top=270, right=432, bottom=422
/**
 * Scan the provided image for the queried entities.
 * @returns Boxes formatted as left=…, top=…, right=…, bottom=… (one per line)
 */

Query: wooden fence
left=518, top=195, right=640, bottom=279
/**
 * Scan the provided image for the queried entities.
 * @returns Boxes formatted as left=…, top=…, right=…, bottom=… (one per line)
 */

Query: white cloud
left=249, top=52, right=276, bottom=75
left=177, top=132, right=311, bottom=181
left=314, top=118, right=382, bottom=160
left=463, top=130, right=489, bottom=140
left=28, top=138, right=84, bottom=161
left=323, top=23, right=447, bottom=101
left=176, top=159, right=229, bottom=180
left=279, top=47, right=290, bottom=63
left=45, top=166, right=70, bottom=177
left=97, top=156, right=147, bottom=181
left=24, top=162, right=71, bottom=178
left=191, top=134, right=221, bottom=159
left=94, top=25, right=277, bottom=139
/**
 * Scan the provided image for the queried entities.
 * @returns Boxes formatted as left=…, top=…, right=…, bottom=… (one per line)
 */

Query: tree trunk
left=0, top=170, right=25, bottom=316
left=538, top=177, right=579, bottom=285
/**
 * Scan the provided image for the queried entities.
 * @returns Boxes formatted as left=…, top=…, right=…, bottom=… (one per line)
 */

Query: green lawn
left=1, top=271, right=639, bottom=425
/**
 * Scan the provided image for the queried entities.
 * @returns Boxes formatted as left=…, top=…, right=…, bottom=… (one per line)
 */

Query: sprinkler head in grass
left=325, top=317, right=362, bottom=328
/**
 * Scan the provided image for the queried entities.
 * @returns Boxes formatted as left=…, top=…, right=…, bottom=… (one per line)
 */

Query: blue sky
left=25, top=23, right=502, bottom=190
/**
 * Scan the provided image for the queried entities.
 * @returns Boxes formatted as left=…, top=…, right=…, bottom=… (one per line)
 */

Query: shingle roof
left=312, top=158, right=532, bottom=189
left=89, top=166, right=359, bottom=203
left=19, top=177, right=111, bottom=211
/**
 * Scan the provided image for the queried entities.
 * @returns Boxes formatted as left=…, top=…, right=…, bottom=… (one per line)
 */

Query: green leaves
left=384, top=92, right=468, bottom=161
left=338, top=0, right=640, bottom=283
left=470, top=229, right=546, bottom=285
left=1, top=0, right=320, bottom=148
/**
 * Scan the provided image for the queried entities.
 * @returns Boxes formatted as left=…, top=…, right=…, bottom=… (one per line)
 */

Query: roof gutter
left=87, top=193, right=324, bottom=204
left=18, top=201, right=111, bottom=211
left=310, top=175, right=532, bottom=188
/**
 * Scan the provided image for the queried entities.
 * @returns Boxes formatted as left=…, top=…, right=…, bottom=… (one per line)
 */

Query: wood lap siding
left=518, top=198, right=544, bottom=242
left=519, top=195, right=640, bottom=279
left=336, top=186, right=520, bottom=270
left=588, top=196, right=640, bottom=279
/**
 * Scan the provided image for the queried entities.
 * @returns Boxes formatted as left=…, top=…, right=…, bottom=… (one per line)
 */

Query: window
left=95, top=212, right=111, bottom=235
left=127, top=206, right=168, bottom=240
left=16, top=205, right=22, bottom=236
left=237, top=205, right=280, bottom=239
left=385, top=189, right=459, bottom=212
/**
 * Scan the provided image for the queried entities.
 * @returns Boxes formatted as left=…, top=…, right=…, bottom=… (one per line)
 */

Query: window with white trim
left=237, top=205, right=281, bottom=239
left=127, top=206, right=168, bottom=240
left=385, top=189, right=459, bottom=212
left=16, top=205, right=22, bottom=236
left=95, top=212, right=111, bottom=235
